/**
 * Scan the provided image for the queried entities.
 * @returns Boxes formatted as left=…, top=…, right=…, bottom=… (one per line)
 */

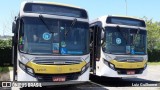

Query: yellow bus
left=12, top=1, right=90, bottom=84
left=90, top=15, right=147, bottom=78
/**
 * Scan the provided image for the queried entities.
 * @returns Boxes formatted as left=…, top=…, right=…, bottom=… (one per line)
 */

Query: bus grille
left=33, top=59, right=82, bottom=65
left=115, top=56, right=144, bottom=62
left=35, top=73, right=80, bottom=82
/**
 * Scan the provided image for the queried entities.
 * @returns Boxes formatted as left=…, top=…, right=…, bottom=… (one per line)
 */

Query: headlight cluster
left=103, top=58, right=115, bottom=70
left=19, top=61, right=34, bottom=76
left=81, top=62, right=90, bottom=74
left=144, top=63, right=147, bottom=70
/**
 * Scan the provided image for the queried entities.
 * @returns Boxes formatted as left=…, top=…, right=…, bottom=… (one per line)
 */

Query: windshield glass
left=102, top=26, right=147, bottom=55
left=19, top=17, right=89, bottom=55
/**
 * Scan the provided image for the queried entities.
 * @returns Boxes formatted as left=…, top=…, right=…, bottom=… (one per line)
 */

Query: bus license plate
left=52, top=77, right=66, bottom=82
left=127, top=71, right=135, bottom=75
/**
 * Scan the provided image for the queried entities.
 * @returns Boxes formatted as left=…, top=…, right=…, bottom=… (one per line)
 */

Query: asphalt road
left=1, top=65, right=160, bottom=90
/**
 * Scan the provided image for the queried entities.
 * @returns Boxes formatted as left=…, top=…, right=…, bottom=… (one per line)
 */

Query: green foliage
left=0, top=39, right=12, bottom=49
left=143, top=17, right=160, bottom=62
left=148, top=49, right=160, bottom=62
left=143, top=17, right=160, bottom=51
left=148, top=62, right=160, bottom=65
left=0, top=67, right=10, bottom=73
left=0, top=39, right=12, bottom=66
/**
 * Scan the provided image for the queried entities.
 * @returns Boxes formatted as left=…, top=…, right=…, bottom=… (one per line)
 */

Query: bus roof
left=109, top=15, right=144, bottom=21
left=19, top=1, right=88, bottom=19
left=90, top=15, right=146, bottom=28
left=22, top=1, right=81, bottom=9
left=90, top=15, right=144, bottom=24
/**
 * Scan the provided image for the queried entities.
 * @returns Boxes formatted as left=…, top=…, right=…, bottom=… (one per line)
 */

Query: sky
left=0, top=0, right=160, bottom=36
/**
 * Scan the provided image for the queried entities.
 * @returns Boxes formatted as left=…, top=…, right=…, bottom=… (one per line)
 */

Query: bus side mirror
left=12, top=17, right=19, bottom=34
left=101, top=28, right=105, bottom=40
left=12, top=21, right=17, bottom=33
left=101, top=30, right=104, bottom=40
left=101, top=28, right=105, bottom=46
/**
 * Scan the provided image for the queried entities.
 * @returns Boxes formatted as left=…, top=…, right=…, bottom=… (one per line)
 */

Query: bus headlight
left=82, top=55, right=90, bottom=63
left=81, top=62, right=90, bottom=74
left=144, top=63, right=147, bottom=69
left=103, top=58, right=115, bottom=70
left=103, top=58, right=109, bottom=65
left=19, top=62, right=26, bottom=70
left=21, top=56, right=29, bottom=63
left=19, top=61, right=35, bottom=76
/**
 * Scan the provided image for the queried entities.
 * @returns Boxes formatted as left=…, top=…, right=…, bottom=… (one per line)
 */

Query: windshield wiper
left=65, top=18, right=77, bottom=36
left=133, top=28, right=140, bottom=46
left=39, top=14, right=54, bottom=33
left=116, top=25, right=128, bottom=44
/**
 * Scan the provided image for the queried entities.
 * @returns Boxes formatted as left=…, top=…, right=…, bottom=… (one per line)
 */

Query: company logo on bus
left=37, top=68, right=46, bottom=72
left=56, top=67, right=62, bottom=72
left=126, top=60, right=136, bottom=62
left=53, top=61, right=65, bottom=64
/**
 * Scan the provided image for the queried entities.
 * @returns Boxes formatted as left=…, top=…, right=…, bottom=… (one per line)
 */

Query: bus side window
left=95, top=26, right=101, bottom=61
left=19, top=20, right=24, bottom=51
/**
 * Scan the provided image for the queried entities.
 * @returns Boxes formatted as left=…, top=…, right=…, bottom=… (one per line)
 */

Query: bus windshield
left=102, top=26, right=147, bottom=55
left=19, top=17, right=89, bottom=55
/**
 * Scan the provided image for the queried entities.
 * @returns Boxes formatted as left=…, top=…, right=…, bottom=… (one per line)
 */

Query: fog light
left=19, top=61, right=35, bottom=76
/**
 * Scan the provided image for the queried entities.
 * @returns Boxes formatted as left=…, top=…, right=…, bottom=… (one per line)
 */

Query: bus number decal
left=116, top=38, right=121, bottom=44
left=52, top=43, right=59, bottom=53
left=61, top=48, right=67, bottom=54
left=43, top=32, right=52, bottom=40
left=61, top=41, right=66, bottom=47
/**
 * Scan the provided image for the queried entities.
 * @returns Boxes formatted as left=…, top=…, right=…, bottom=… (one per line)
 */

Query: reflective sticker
left=126, top=46, right=130, bottom=54
left=61, top=48, right=67, bottom=54
left=61, top=41, right=66, bottom=47
left=43, top=32, right=52, bottom=40
left=74, top=41, right=77, bottom=45
left=116, top=38, right=121, bottom=44
left=53, top=33, right=58, bottom=36
left=131, top=48, right=135, bottom=54
left=53, top=33, right=59, bottom=41
left=52, top=43, right=59, bottom=53
left=60, top=27, right=64, bottom=30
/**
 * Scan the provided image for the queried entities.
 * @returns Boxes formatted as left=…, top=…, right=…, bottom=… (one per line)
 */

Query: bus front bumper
left=17, top=65, right=90, bottom=85
left=99, top=64, right=147, bottom=78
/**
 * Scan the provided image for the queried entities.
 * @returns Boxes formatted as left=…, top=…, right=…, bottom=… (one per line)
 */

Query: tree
left=0, top=39, right=12, bottom=49
left=143, top=17, right=160, bottom=51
